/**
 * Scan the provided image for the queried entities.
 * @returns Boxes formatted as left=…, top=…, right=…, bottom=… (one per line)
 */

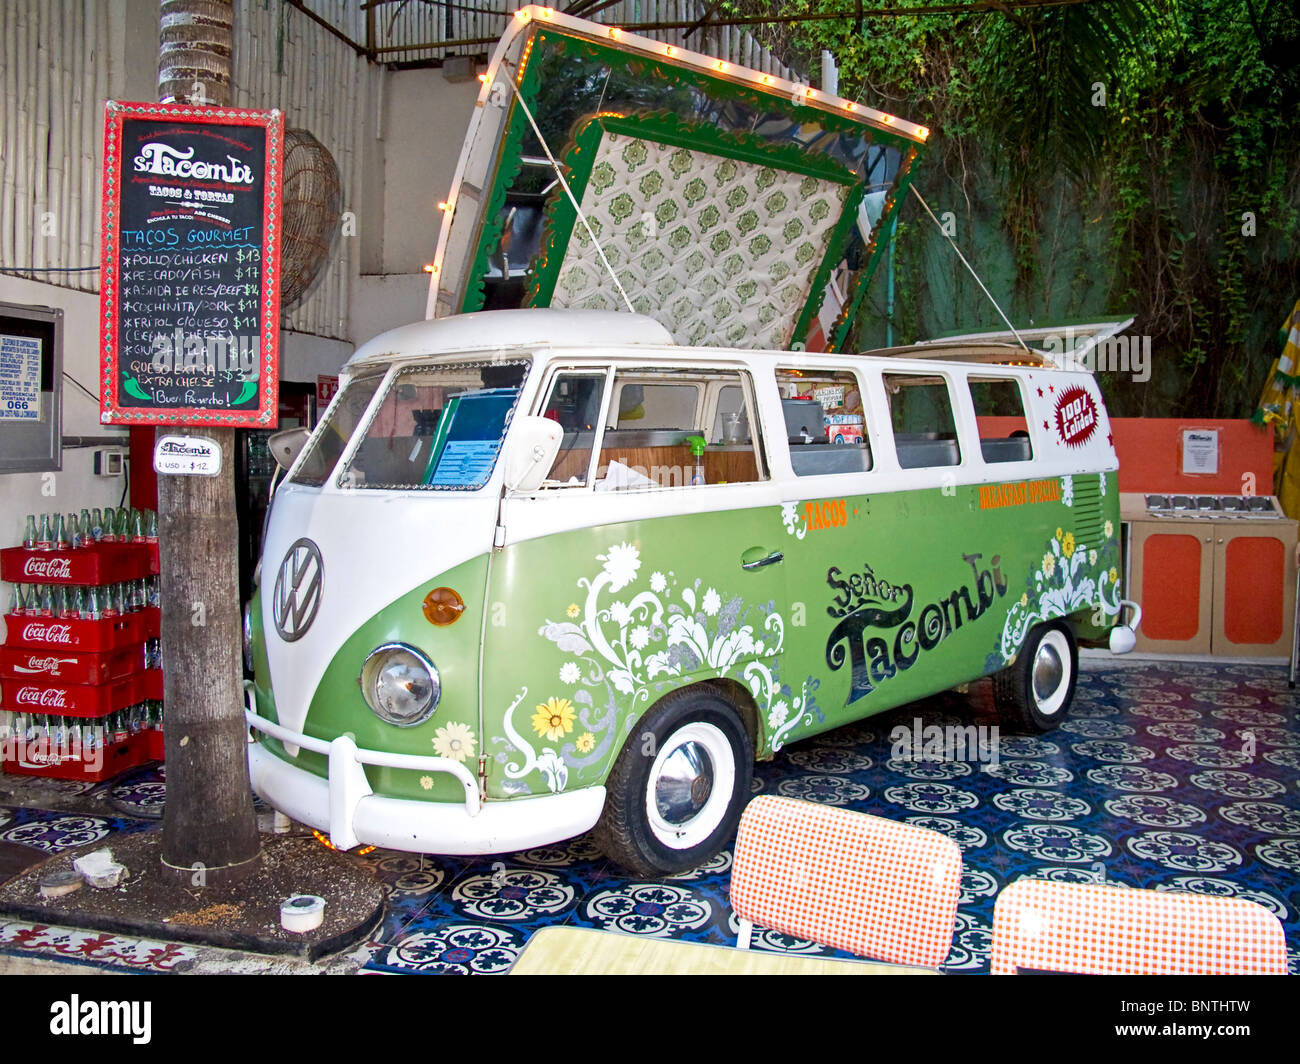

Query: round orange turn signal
left=423, top=587, right=465, bottom=626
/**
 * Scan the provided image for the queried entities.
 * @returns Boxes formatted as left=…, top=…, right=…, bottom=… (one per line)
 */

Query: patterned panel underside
left=552, top=133, right=850, bottom=348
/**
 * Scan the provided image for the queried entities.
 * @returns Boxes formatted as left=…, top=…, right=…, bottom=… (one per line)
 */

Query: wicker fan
left=280, top=128, right=342, bottom=311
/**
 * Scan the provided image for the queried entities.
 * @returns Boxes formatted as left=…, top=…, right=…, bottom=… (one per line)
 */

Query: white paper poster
left=0, top=333, right=42, bottom=421
left=1182, top=428, right=1219, bottom=475
left=154, top=434, right=222, bottom=476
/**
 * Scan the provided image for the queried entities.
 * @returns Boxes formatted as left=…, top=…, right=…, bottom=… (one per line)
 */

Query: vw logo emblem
left=272, top=538, right=324, bottom=642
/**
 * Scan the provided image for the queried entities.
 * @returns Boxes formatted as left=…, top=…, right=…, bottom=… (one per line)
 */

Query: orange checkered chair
left=990, top=879, right=1288, bottom=975
left=729, top=795, right=963, bottom=967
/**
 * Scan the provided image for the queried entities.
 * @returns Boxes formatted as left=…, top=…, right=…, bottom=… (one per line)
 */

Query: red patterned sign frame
left=99, top=101, right=283, bottom=427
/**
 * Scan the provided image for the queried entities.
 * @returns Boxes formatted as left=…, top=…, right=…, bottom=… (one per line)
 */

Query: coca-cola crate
left=139, top=668, right=164, bottom=700
left=0, top=542, right=153, bottom=586
left=2, top=611, right=150, bottom=651
left=2, top=731, right=144, bottom=782
left=0, top=643, right=145, bottom=685
left=147, top=542, right=159, bottom=576
left=1, top=675, right=139, bottom=717
left=144, top=726, right=164, bottom=761
left=143, top=605, right=161, bottom=638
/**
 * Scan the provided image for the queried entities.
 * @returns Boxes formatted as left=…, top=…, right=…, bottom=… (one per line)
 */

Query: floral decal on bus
left=491, top=542, right=816, bottom=794
left=994, top=521, right=1122, bottom=669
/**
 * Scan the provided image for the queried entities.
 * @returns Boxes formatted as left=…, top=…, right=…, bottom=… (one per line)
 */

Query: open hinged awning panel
left=426, top=5, right=928, bottom=352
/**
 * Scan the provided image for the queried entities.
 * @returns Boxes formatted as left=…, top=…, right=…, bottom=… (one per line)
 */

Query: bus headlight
left=360, top=643, right=441, bottom=727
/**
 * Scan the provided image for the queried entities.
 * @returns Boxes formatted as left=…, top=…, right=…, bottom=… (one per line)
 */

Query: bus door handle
left=741, top=548, right=784, bottom=570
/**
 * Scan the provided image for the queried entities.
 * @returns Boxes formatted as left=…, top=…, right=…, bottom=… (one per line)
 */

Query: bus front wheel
left=594, top=688, right=753, bottom=877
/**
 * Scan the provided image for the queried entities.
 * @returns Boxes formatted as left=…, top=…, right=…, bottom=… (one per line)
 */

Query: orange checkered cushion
left=730, top=795, right=962, bottom=967
left=990, top=879, right=1288, bottom=975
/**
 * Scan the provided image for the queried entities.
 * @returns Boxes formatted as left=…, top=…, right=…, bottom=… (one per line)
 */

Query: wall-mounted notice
left=316, top=375, right=339, bottom=407
left=99, top=101, right=283, bottom=427
left=0, top=333, right=42, bottom=421
left=0, top=303, right=62, bottom=474
left=1182, top=427, right=1220, bottom=476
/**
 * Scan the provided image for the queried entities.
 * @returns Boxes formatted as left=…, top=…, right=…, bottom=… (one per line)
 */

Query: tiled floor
left=1, top=658, right=1297, bottom=975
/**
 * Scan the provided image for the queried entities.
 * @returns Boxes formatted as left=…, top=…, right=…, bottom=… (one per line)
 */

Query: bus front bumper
left=244, top=689, right=606, bottom=855
left=1108, top=599, right=1143, bottom=654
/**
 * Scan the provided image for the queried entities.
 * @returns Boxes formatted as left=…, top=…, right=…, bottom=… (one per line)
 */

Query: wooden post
left=155, top=0, right=260, bottom=887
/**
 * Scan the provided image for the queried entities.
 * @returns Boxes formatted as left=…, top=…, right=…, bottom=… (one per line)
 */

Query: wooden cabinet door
left=1130, top=520, right=1214, bottom=654
left=1211, top=522, right=1297, bottom=657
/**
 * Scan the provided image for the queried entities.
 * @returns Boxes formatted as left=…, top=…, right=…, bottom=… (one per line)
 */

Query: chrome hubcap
left=1032, top=642, right=1064, bottom=704
left=654, top=741, right=714, bottom=826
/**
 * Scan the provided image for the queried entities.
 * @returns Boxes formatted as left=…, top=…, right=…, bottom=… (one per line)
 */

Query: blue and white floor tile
left=1, top=659, right=1297, bottom=974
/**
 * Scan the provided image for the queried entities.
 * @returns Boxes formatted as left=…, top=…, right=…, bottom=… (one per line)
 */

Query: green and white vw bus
left=241, top=8, right=1139, bottom=874
left=245, top=306, right=1139, bottom=874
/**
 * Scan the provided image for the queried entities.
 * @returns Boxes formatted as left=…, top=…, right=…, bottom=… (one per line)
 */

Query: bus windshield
left=336, top=360, right=529, bottom=491
left=289, top=369, right=386, bottom=487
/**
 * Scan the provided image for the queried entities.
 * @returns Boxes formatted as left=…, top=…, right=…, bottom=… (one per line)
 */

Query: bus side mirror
left=504, top=416, right=562, bottom=493
left=269, top=427, right=310, bottom=471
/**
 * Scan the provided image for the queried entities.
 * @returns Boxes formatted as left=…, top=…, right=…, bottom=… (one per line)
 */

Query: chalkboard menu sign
left=99, top=101, right=283, bottom=427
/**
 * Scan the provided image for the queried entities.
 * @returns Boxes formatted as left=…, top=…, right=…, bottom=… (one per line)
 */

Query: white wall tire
left=643, top=721, right=737, bottom=851
left=595, top=688, right=752, bottom=877
left=993, top=622, right=1078, bottom=733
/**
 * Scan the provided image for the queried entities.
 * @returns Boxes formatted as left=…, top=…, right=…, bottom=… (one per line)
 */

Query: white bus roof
left=344, top=308, right=1094, bottom=377
left=346, top=308, right=675, bottom=369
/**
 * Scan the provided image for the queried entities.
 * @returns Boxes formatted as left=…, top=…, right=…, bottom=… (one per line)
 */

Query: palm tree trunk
left=155, top=0, right=261, bottom=887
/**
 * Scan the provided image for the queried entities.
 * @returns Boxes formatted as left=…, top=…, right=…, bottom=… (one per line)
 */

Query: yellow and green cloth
left=1253, top=297, right=1300, bottom=519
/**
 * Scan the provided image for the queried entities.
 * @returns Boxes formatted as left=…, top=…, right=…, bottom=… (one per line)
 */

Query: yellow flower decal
left=1020, top=593, right=1028, bottom=606
left=1062, top=532, right=1075, bottom=558
left=432, top=722, right=476, bottom=762
left=566, top=603, right=580, bottom=619
left=1109, top=567, right=1119, bottom=584
left=419, top=775, right=434, bottom=791
left=533, top=697, right=576, bottom=741
left=1056, top=527, right=1063, bottom=541
left=1042, top=553, right=1056, bottom=578
left=576, top=732, right=595, bottom=754
left=1104, top=519, right=1114, bottom=539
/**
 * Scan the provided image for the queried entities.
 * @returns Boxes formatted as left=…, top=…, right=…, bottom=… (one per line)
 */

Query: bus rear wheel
left=993, top=622, right=1077, bottom=733
left=594, top=688, right=753, bottom=877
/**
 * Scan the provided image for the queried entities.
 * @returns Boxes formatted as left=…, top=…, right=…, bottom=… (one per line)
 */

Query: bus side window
left=597, top=369, right=764, bottom=490
left=970, top=377, right=1033, bottom=463
left=775, top=367, right=872, bottom=477
left=539, top=371, right=608, bottom=486
left=884, top=373, right=962, bottom=468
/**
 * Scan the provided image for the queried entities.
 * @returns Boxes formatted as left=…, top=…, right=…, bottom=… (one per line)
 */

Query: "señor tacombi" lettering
left=133, top=143, right=254, bottom=185
left=826, top=553, right=1008, bottom=705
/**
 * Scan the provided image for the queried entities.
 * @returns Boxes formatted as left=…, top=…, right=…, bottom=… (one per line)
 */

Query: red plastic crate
left=2, top=611, right=150, bottom=651
left=0, top=643, right=145, bottom=685
left=139, top=668, right=164, bottom=700
left=144, top=727, right=164, bottom=761
left=0, top=543, right=153, bottom=585
left=2, top=731, right=144, bottom=782
left=1, top=675, right=139, bottom=717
